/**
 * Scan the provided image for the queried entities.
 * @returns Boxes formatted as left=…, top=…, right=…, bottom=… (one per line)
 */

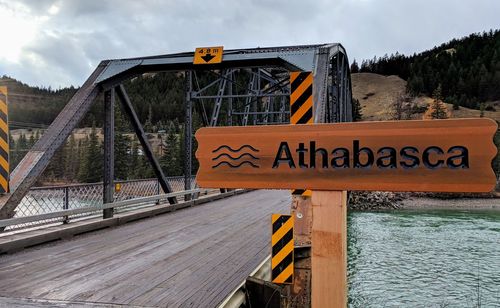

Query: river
left=348, top=209, right=500, bottom=307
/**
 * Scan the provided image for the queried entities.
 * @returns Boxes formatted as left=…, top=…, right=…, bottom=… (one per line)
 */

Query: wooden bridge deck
left=0, top=190, right=290, bottom=307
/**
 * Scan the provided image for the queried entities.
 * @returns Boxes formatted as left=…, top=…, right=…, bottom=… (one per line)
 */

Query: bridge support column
left=184, top=71, right=193, bottom=200
left=103, top=89, right=115, bottom=219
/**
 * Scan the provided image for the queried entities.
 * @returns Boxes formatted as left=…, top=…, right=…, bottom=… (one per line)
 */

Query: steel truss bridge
left=0, top=44, right=352, bottom=307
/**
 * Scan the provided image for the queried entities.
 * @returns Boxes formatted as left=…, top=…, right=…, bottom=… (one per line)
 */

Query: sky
left=0, top=0, right=499, bottom=88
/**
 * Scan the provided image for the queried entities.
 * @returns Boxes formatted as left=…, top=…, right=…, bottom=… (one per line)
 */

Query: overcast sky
left=1, top=0, right=499, bottom=88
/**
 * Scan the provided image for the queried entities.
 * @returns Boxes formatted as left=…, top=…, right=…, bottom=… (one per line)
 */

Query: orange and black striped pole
left=290, top=71, right=313, bottom=197
left=290, top=72, right=313, bottom=125
left=271, top=214, right=294, bottom=284
left=0, top=87, right=9, bottom=194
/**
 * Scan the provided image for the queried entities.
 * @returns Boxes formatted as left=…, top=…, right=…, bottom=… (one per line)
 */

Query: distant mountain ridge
left=0, top=76, right=77, bottom=127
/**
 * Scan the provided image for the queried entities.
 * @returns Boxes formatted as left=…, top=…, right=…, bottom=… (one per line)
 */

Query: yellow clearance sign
left=193, top=46, right=223, bottom=65
left=195, top=118, right=498, bottom=193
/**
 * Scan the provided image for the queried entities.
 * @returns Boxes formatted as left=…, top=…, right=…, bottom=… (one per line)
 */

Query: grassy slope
left=352, top=73, right=500, bottom=121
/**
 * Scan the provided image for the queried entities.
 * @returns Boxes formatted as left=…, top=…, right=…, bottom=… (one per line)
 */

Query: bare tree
left=391, top=91, right=414, bottom=120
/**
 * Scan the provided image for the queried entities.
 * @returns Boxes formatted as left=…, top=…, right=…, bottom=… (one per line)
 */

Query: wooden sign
left=195, top=118, right=498, bottom=192
left=193, top=46, right=223, bottom=64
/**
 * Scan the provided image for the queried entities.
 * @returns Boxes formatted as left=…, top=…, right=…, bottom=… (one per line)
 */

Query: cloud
left=1, top=0, right=499, bottom=87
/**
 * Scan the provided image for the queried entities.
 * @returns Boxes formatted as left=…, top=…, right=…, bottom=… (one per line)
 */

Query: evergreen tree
left=144, top=104, right=153, bottom=132
left=352, top=98, right=363, bottom=121
left=79, top=125, right=103, bottom=182
left=28, top=133, right=36, bottom=148
left=139, top=154, right=154, bottom=178
left=350, top=59, right=360, bottom=73
left=129, top=140, right=140, bottom=179
left=9, top=133, right=18, bottom=172
left=12, top=133, right=28, bottom=170
left=18, top=133, right=27, bottom=155
left=178, top=124, right=186, bottom=176
left=114, top=106, right=130, bottom=180
left=359, top=30, right=500, bottom=109
left=160, top=122, right=181, bottom=176
left=77, top=138, right=88, bottom=182
left=191, top=111, right=203, bottom=173
left=64, top=133, right=78, bottom=181
left=424, top=85, right=449, bottom=119
left=45, top=140, right=66, bottom=181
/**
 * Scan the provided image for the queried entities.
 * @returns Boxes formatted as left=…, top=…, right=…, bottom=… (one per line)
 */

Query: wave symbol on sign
left=211, top=145, right=260, bottom=168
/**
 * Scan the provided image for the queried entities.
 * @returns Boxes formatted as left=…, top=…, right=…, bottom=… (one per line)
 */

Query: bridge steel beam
left=242, top=72, right=258, bottom=126
left=0, top=45, right=353, bottom=280
left=0, top=61, right=109, bottom=221
left=184, top=71, right=193, bottom=198
left=209, top=70, right=230, bottom=127
left=115, top=85, right=177, bottom=205
left=103, top=89, right=115, bottom=219
left=227, top=71, right=234, bottom=126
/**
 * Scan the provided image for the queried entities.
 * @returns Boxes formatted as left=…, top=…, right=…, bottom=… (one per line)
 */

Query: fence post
left=156, top=179, right=160, bottom=205
left=103, top=89, right=115, bottom=218
left=63, top=187, right=69, bottom=224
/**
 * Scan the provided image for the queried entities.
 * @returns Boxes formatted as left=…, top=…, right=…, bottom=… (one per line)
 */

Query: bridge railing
left=5, top=176, right=198, bottom=232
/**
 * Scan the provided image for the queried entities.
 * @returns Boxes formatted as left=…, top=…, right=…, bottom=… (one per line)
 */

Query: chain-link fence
left=8, top=176, right=197, bottom=232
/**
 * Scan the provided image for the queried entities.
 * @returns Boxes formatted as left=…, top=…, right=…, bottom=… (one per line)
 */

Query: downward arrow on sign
left=201, top=53, right=216, bottom=62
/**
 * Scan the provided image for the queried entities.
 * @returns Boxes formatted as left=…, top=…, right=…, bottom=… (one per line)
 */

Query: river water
left=348, top=210, right=500, bottom=307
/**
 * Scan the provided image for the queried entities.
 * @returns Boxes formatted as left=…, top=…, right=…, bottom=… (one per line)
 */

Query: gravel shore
left=401, top=197, right=500, bottom=210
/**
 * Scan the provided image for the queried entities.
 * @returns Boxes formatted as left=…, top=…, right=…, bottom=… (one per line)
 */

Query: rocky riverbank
left=348, top=191, right=408, bottom=210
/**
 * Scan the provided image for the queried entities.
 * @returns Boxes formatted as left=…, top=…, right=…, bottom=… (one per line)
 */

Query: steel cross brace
left=115, top=85, right=177, bottom=204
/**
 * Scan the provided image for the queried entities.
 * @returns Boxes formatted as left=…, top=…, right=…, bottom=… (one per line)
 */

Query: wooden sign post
left=195, top=118, right=497, bottom=307
left=312, top=190, right=347, bottom=307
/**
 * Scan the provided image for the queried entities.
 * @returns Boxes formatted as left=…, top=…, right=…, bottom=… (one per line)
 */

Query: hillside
left=352, top=73, right=500, bottom=121
left=0, top=73, right=189, bottom=130
left=0, top=76, right=77, bottom=127
left=357, top=30, right=500, bottom=110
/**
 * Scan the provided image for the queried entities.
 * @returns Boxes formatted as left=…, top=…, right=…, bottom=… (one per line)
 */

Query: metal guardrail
left=0, top=188, right=209, bottom=228
left=6, top=177, right=197, bottom=231
left=218, top=256, right=272, bottom=308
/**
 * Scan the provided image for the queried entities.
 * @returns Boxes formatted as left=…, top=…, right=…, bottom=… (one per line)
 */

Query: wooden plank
left=0, top=296, right=144, bottom=307
left=0, top=190, right=290, bottom=307
left=30, top=198, right=258, bottom=302
left=88, top=202, right=265, bottom=305
left=311, top=191, right=347, bottom=308
left=0, top=190, right=240, bottom=254
left=1, top=195, right=243, bottom=297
